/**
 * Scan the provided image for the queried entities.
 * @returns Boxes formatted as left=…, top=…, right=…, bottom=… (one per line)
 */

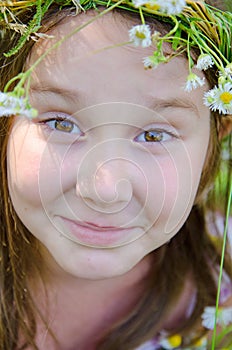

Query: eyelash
left=37, top=114, right=179, bottom=144
left=38, top=115, right=83, bottom=135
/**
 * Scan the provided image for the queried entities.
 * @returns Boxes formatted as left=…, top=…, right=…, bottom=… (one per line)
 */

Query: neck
left=30, top=254, right=153, bottom=350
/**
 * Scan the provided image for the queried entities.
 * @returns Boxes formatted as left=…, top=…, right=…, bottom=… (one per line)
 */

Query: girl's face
left=7, top=12, right=210, bottom=279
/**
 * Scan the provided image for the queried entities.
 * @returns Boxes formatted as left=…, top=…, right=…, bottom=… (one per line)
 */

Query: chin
left=56, top=248, right=146, bottom=281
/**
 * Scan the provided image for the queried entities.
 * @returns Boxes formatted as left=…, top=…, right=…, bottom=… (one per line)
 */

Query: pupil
left=145, top=130, right=162, bottom=142
left=55, top=120, right=73, bottom=132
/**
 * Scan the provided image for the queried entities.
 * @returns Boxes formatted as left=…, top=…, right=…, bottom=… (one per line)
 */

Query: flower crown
left=0, top=0, right=232, bottom=118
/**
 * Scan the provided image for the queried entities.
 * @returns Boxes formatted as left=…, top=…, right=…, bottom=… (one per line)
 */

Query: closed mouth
left=56, top=216, right=144, bottom=248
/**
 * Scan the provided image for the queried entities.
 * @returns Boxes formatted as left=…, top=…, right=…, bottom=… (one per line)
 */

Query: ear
left=218, top=115, right=232, bottom=140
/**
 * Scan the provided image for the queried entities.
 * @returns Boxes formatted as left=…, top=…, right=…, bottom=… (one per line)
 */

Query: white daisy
left=129, top=24, right=152, bottom=47
left=151, top=30, right=161, bottom=43
left=156, top=0, right=186, bottom=15
left=143, top=53, right=166, bottom=69
left=184, top=73, right=205, bottom=92
left=224, top=63, right=232, bottom=74
left=196, top=54, right=214, bottom=71
left=131, top=0, right=148, bottom=7
left=202, top=306, right=232, bottom=330
left=159, top=334, right=182, bottom=349
left=141, top=0, right=160, bottom=11
left=193, top=336, right=208, bottom=350
left=203, top=82, right=232, bottom=114
left=219, top=63, right=232, bottom=82
left=184, top=336, right=207, bottom=350
left=0, top=92, right=37, bottom=118
left=201, top=307, right=216, bottom=330
left=143, top=56, right=158, bottom=69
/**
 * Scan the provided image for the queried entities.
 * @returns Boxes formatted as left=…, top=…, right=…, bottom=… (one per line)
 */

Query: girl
left=0, top=0, right=232, bottom=349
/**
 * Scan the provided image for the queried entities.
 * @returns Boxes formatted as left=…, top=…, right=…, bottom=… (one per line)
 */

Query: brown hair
left=0, top=3, right=231, bottom=349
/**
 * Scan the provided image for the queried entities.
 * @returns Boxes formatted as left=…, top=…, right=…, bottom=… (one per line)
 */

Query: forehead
left=30, top=10, right=154, bottom=64
left=28, top=10, right=209, bottom=114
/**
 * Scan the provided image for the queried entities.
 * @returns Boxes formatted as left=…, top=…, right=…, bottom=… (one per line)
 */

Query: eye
left=135, top=129, right=175, bottom=143
left=39, top=114, right=83, bottom=135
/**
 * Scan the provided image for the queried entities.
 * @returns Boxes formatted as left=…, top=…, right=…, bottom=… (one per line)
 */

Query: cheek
left=8, top=144, right=43, bottom=206
left=146, top=145, right=204, bottom=235
left=145, top=157, right=181, bottom=217
left=7, top=127, right=62, bottom=207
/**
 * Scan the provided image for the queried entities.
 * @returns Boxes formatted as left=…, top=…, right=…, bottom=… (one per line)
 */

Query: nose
left=75, top=140, right=134, bottom=210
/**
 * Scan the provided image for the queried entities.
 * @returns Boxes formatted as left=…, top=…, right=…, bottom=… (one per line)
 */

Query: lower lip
left=58, top=217, right=141, bottom=247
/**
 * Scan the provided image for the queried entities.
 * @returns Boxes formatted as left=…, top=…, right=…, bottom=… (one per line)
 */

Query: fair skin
left=7, top=11, right=212, bottom=349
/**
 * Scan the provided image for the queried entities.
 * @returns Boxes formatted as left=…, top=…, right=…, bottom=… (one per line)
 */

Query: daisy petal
left=203, top=82, right=232, bottom=115
left=129, top=24, right=152, bottom=47
left=156, top=0, right=186, bottom=15
left=184, top=73, right=205, bottom=92
left=0, top=92, right=37, bottom=119
left=196, top=54, right=214, bottom=71
left=202, top=305, right=232, bottom=330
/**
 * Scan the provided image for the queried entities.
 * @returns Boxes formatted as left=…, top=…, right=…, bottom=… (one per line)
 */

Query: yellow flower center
left=136, top=31, right=146, bottom=39
left=145, top=3, right=160, bottom=10
left=193, top=337, right=205, bottom=346
left=220, top=91, right=232, bottom=104
left=167, top=334, right=182, bottom=347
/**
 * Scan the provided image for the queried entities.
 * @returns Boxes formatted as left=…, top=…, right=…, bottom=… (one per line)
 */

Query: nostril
left=114, top=178, right=133, bottom=203
left=75, top=174, right=133, bottom=214
left=92, top=176, right=133, bottom=204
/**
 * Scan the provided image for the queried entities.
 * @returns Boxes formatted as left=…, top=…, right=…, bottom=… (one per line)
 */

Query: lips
left=57, top=216, right=143, bottom=247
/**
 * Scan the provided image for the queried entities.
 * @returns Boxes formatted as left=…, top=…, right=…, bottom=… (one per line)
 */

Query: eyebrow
left=30, top=85, right=81, bottom=105
left=145, top=96, right=200, bottom=116
left=30, top=85, right=199, bottom=116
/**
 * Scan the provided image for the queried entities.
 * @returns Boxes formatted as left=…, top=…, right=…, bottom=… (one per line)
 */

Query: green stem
left=167, top=16, right=179, bottom=37
left=190, top=33, right=223, bottom=70
left=188, top=22, right=230, bottom=66
left=139, top=6, right=145, bottom=25
left=211, top=180, right=232, bottom=350
left=4, top=73, right=25, bottom=93
left=186, top=33, right=192, bottom=72
left=25, top=75, right=32, bottom=99
left=196, top=35, right=228, bottom=67
left=213, top=324, right=232, bottom=345
left=92, top=40, right=131, bottom=55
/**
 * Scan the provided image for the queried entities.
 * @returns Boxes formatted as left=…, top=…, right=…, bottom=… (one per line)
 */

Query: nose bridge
left=96, top=125, right=127, bottom=161
left=76, top=136, right=133, bottom=205
left=96, top=152, right=128, bottom=183
left=95, top=157, right=129, bottom=201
